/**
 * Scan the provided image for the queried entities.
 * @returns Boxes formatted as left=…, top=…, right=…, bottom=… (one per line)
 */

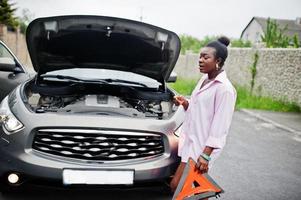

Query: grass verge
left=168, top=78, right=198, bottom=96
left=235, top=86, right=300, bottom=112
left=168, top=78, right=300, bottom=113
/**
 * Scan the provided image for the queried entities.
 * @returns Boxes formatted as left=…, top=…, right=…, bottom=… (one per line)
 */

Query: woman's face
left=198, top=47, right=218, bottom=74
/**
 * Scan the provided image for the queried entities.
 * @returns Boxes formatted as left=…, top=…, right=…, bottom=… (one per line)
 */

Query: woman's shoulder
left=216, top=78, right=236, bottom=95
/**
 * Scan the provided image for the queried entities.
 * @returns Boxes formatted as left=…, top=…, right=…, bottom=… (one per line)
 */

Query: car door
left=0, top=41, right=31, bottom=101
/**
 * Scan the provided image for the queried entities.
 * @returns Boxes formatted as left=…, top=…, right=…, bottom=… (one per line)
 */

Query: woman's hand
left=195, top=156, right=209, bottom=174
left=173, top=95, right=189, bottom=110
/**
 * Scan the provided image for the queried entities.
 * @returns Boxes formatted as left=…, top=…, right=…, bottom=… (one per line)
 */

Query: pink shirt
left=178, top=70, right=236, bottom=164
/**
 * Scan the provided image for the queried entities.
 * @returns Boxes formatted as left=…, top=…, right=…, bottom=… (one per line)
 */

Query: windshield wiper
left=103, top=78, right=147, bottom=87
left=41, top=75, right=109, bottom=84
left=41, top=75, right=147, bottom=87
left=41, top=74, right=83, bottom=81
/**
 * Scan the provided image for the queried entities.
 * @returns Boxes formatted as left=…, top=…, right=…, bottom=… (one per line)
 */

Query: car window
left=45, top=68, right=161, bottom=88
left=0, top=43, right=14, bottom=59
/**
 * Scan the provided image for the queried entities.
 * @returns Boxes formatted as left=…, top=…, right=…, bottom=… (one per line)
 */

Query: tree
left=179, top=34, right=202, bottom=54
left=179, top=35, right=253, bottom=54
left=0, top=0, right=19, bottom=29
left=179, top=35, right=217, bottom=54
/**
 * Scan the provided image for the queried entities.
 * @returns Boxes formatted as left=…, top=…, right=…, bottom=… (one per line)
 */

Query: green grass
left=168, top=78, right=301, bottom=113
left=235, top=86, right=300, bottom=112
left=168, top=78, right=198, bottom=96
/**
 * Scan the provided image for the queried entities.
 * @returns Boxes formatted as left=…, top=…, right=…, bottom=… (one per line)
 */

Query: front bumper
left=0, top=130, right=179, bottom=188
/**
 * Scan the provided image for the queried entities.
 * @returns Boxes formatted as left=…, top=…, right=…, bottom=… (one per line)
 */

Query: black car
left=0, top=15, right=184, bottom=191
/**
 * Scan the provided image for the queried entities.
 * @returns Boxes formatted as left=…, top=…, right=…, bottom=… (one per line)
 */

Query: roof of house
left=241, top=17, right=301, bottom=39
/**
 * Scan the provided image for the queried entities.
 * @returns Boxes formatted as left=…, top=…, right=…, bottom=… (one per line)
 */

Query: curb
left=240, top=109, right=301, bottom=136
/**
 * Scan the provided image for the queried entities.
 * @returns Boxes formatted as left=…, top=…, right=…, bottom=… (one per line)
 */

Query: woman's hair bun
left=218, top=36, right=230, bottom=47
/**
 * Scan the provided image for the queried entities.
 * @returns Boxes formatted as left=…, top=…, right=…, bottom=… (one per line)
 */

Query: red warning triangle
left=172, top=158, right=224, bottom=200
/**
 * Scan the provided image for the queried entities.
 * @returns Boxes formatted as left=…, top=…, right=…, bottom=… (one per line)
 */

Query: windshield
left=44, top=68, right=161, bottom=88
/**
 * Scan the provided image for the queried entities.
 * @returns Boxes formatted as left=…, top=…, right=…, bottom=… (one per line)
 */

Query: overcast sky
left=13, top=0, right=301, bottom=39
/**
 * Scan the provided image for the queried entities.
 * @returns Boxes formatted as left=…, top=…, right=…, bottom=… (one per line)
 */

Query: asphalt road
left=1, top=111, right=301, bottom=200
left=210, top=111, right=301, bottom=200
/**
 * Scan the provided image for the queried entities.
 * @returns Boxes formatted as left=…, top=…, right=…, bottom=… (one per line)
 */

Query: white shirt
left=178, top=71, right=236, bottom=164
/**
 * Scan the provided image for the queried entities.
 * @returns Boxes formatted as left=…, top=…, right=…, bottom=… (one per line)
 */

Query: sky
left=13, top=0, right=301, bottom=39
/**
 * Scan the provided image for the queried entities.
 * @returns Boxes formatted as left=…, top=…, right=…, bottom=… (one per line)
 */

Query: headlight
left=0, top=97, right=24, bottom=134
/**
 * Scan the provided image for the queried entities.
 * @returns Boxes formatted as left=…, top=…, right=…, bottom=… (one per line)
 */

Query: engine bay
left=25, top=81, right=176, bottom=120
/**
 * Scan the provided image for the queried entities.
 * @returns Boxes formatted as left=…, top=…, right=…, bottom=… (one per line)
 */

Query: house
left=241, top=17, right=301, bottom=43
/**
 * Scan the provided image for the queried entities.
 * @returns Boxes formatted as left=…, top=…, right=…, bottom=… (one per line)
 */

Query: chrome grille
left=32, top=129, right=164, bottom=161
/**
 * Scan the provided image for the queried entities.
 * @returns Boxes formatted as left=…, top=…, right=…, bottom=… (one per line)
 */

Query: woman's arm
left=196, top=146, right=214, bottom=173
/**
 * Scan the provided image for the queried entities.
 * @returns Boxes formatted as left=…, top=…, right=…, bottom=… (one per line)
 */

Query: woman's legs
left=170, top=162, right=186, bottom=192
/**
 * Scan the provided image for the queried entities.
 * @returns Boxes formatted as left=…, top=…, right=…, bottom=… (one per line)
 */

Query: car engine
left=27, top=93, right=174, bottom=119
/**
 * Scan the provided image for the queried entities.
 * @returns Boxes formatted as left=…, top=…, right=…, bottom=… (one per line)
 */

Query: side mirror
left=167, top=71, right=177, bottom=83
left=0, top=57, right=22, bottom=73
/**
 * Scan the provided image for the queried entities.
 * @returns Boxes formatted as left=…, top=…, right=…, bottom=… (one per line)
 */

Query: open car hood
left=26, top=15, right=181, bottom=83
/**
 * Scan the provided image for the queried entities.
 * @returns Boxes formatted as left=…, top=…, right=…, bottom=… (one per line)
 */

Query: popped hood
left=26, top=15, right=181, bottom=83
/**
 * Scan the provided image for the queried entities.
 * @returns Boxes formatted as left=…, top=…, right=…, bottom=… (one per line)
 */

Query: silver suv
left=0, top=15, right=184, bottom=191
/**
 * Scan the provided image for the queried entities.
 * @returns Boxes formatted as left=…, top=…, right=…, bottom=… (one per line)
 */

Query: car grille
left=32, top=129, right=165, bottom=161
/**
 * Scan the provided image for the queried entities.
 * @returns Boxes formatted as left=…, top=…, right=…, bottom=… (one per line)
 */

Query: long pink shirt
left=178, top=70, right=236, bottom=164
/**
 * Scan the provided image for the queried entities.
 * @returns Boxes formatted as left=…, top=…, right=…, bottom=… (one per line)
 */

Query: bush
left=179, top=35, right=201, bottom=54
left=180, top=35, right=253, bottom=55
left=261, top=18, right=300, bottom=48
left=230, top=39, right=252, bottom=47
left=179, top=35, right=217, bottom=54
